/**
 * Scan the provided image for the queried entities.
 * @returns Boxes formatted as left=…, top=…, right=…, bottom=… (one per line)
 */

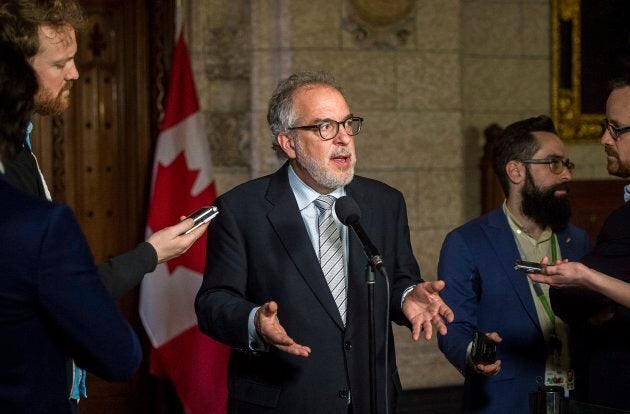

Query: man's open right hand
left=255, top=301, right=311, bottom=357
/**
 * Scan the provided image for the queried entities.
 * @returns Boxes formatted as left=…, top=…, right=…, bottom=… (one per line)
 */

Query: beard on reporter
left=604, top=145, right=630, bottom=178
left=34, top=83, right=72, bottom=116
left=521, top=177, right=572, bottom=233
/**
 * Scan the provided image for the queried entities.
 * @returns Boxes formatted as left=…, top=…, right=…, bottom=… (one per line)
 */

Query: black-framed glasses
left=519, top=158, right=575, bottom=174
left=601, top=118, right=630, bottom=141
left=288, top=116, right=363, bottom=140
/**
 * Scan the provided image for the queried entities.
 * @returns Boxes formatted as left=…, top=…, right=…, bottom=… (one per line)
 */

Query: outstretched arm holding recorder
left=529, top=257, right=630, bottom=308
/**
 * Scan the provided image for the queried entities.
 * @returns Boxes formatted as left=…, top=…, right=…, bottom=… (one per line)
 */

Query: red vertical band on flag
left=161, top=32, right=199, bottom=130
left=140, top=28, right=229, bottom=414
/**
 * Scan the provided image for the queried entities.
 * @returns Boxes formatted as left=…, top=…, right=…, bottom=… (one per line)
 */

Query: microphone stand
left=334, top=196, right=391, bottom=414
left=364, top=253, right=384, bottom=414
left=365, top=264, right=377, bottom=414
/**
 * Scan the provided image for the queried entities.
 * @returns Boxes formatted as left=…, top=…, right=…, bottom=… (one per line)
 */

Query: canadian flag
left=139, top=29, right=229, bottom=414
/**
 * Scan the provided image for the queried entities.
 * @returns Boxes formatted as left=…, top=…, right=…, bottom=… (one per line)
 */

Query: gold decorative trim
left=350, top=0, right=414, bottom=26
left=551, top=0, right=603, bottom=143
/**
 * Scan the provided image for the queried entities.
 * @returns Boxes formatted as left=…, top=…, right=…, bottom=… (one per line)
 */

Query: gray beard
left=294, top=139, right=354, bottom=191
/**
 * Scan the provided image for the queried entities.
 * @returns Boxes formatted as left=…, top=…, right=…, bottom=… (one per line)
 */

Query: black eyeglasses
left=288, top=116, right=363, bottom=140
left=519, top=158, right=575, bottom=174
left=601, top=118, right=630, bottom=141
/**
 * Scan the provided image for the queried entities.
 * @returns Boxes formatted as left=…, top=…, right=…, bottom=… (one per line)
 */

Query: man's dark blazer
left=3, top=144, right=157, bottom=299
left=437, top=206, right=589, bottom=414
left=551, top=201, right=630, bottom=411
left=195, top=163, right=421, bottom=414
left=0, top=178, right=142, bottom=413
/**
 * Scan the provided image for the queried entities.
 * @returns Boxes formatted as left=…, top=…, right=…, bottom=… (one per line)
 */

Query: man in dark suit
left=437, top=116, right=590, bottom=413
left=0, top=41, right=142, bottom=414
left=549, top=77, right=630, bottom=411
left=195, top=71, right=454, bottom=414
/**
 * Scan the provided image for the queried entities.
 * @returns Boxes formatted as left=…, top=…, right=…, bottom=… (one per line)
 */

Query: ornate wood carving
left=44, top=0, right=175, bottom=411
left=51, top=116, right=65, bottom=200
left=343, top=0, right=415, bottom=48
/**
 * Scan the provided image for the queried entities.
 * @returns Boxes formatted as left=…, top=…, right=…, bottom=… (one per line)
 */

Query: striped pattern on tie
left=315, top=195, right=347, bottom=324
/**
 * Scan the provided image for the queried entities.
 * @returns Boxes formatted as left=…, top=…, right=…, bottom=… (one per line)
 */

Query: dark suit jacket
left=3, top=144, right=157, bottom=300
left=195, top=164, right=421, bottom=414
left=437, top=206, right=589, bottom=414
left=551, top=201, right=630, bottom=411
left=0, top=178, right=142, bottom=413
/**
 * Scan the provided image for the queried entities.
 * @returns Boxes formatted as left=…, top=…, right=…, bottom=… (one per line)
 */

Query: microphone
left=334, top=196, right=383, bottom=268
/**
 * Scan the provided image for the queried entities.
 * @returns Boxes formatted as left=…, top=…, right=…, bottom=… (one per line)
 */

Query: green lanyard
left=533, top=233, right=557, bottom=325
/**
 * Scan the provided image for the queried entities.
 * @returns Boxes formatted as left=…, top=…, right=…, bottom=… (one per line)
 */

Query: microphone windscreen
left=334, top=196, right=361, bottom=225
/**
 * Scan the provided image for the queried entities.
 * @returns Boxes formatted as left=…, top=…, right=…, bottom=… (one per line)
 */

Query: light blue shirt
left=286, top=165, right=348, bottom=264
left=248, top=165, right=348, bottom=350
left=24, top=122, right=33, bottom=149
left=624, top=184, right=630, bottom=202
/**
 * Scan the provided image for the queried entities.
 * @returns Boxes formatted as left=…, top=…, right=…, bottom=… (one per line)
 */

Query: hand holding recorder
left=184, top=206, right=219, bottom=234
left=514, top=260, right=545, bottom=273
left=470, top=331, right=502, bottom=376
left=147, top=206, right=218, bottom=263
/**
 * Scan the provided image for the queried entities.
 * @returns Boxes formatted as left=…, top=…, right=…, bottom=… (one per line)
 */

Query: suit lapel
left=266, top=165, right=345, bottom=329
left=484, top=208, right=541, bottom=330
left=555, top=229, right=577, bottom=260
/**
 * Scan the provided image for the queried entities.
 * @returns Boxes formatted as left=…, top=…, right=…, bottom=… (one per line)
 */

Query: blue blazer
left=196, top=163, right=421, bottom=414
left=0, top=178, right=142, bottom=413
left=437, top=206, right=589, bottom=414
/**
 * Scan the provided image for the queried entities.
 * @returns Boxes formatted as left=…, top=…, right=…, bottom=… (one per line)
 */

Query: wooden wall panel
left=569, top=179, right=629, bottom=246
left=30, top=0, right=179, bottom=412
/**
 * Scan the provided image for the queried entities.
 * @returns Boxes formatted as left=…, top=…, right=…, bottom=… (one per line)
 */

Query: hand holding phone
left=184, top=206, right=219, bottom=235
left=471, top=330, right=497, bottom=365
left=514, top=260, right=545, bottom=273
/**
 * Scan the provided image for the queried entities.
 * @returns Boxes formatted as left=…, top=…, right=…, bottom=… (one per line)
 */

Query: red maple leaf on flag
left=140, top=27, right=228, bottom=414
left=147, top=152, right=216, bottom=274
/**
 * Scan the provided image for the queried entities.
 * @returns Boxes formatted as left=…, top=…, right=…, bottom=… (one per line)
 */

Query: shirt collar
left=624, top=184, right=630, bottom=203
left=25, top=121, right=33, bottom=150
left=503, top=200, right=552, bottom=243
left=1, top=121, right=33, bottom=176
left=287, top=164, right=346, bottom=211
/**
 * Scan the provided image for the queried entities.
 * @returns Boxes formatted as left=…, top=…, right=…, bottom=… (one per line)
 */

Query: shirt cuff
left=248, top=306, right=269, bottom=352
left=401, top=284, right=417, bottom=308
left=465, top=341, right=475, bottom=371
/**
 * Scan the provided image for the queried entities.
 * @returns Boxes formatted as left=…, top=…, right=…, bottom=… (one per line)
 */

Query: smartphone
left=471, top=330, right=497, bottom=365
left=184, top=206, right=219, bottom=234
left=514, top=260, right=545, bottom=273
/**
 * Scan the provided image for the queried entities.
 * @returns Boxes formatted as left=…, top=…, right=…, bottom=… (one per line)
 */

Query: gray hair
left=267, top=71, right=343, bottom=155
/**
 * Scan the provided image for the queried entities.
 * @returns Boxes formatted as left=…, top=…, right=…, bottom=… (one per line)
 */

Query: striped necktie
left=315, top=195, right=347, bottom=324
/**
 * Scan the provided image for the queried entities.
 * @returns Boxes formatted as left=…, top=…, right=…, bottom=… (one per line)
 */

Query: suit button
left=344, top=341, right=352, bottom=350
left=338, top=389, right=349, bottom=399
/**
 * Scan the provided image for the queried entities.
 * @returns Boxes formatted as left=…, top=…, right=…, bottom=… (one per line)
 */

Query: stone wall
left=185, top=0, right=610, bottom=390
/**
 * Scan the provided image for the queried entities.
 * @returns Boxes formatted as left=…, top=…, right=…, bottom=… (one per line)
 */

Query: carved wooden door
left=29, top=0, right=180, bottom=412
